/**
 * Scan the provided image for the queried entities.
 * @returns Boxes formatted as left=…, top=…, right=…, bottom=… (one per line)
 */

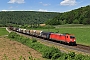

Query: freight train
left=9, top=27, right=76, bottom=45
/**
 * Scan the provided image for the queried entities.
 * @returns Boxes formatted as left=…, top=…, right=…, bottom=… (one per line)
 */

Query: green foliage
left=31, top=38, right=37, bottom=43
left=46, top=5, right=90, bottom=25
left=45, top=19, right=60, bottom=25
left=28, top=25, right=55, bottom=29
left=42, top=47, right=61, bottom=59
left=57, top=53, right=68, bottom=60
left=0, top=11, right=59, bottom=27
left=83, top=18, right=90, bottom=25
left=68, top=52, right=75, bottom=59
left=39, top=25, right=55, bottom=29
left=60, top=20, right=66, bottom=25
left=8, top=32, right=19, bottom=38
left=73, top=19, right=79, bottom=24
left=75, top=54, right=85, bottom=60
left=45, top=19, right=67, bottom=25
left=19, top=56, right=23, bottom=60
left=51, top=53, right=61, bottom=60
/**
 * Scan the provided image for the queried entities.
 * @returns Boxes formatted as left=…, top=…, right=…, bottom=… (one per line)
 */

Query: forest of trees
left=0, top=11, right=59, bottom=27
left=0, top=5, right=90, bottom=27
left=45, top=5, right=90, bottom=25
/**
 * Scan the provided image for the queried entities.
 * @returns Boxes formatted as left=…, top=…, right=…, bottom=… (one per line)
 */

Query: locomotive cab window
left=70, top=36, right=75, bottom=38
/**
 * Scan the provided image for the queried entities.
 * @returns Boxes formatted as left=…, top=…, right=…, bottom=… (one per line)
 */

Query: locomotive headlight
left=74, top=39, right=75, bottom=41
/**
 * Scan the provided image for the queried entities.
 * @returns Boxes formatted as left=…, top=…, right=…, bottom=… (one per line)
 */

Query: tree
left=83, top=18, right=90, bottom=25
left=73, top=19, right=79, bottom=24
left=45, top=19, right=60, bottom=25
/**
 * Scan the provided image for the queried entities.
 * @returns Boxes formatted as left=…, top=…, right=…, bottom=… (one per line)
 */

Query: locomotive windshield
left=70, top=36, right=75, bottom=38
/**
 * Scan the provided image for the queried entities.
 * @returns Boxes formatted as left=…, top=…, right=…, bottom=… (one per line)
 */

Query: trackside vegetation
left=8, top=32, right=90, bottom=60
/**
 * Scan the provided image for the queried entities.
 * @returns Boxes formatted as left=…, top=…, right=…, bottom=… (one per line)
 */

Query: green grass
left=54, top=24, right=90, bottom=28
left=0, top=28, right=9, bottom=36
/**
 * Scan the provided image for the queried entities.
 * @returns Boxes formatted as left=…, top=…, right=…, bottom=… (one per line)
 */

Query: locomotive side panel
left=50, top=33, right=66, bottom=42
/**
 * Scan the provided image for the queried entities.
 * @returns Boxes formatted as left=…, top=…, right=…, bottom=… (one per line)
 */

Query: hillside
left=0, top=5, right=90, bottom=27
left=46, top=5, right=90, bottom=25
left=0, top=11, right=59, bottom=26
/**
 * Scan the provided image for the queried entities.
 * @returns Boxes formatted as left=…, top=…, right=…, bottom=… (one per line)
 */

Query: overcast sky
left=0, top=0, right=90, bottom=12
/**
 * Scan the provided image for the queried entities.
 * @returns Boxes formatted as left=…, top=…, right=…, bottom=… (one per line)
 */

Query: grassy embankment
left=0, top=28, right=9, bottom=36
left=38, top=24, right=90, bottom=46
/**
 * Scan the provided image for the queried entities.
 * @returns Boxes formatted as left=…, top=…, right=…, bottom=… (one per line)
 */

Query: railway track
left=74, top=44, right=90, bottom=53
left=77, top=44, right=90, bottom=50
left=7, top=28, right=90, bottom=55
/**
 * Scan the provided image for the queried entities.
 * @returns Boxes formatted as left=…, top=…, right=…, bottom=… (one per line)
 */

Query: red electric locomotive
left=49, top=33, right=76, bottom=45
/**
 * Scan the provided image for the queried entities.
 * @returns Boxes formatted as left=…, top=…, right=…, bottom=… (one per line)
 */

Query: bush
left=8, top=32, right=19, bottom=39
left=45, top=19, right=60, bottom=25
left=51, top=53, right=61, bottom=60
left=75, top=54, right=85, bottom=60
left=42, top=47, right=61, bottom=59
left=31, top=38, right=37, bottom=43
left=73, top=19, right=79, bottom=24
left=57, top=53, right=68, bottom=60
left=68, top=52, right=75, bottom=59
left=8, top=32, right=31, bottom=44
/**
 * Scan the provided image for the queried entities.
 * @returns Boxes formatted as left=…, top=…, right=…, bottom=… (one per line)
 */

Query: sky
left=0, top=0, right=90, bottom=12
